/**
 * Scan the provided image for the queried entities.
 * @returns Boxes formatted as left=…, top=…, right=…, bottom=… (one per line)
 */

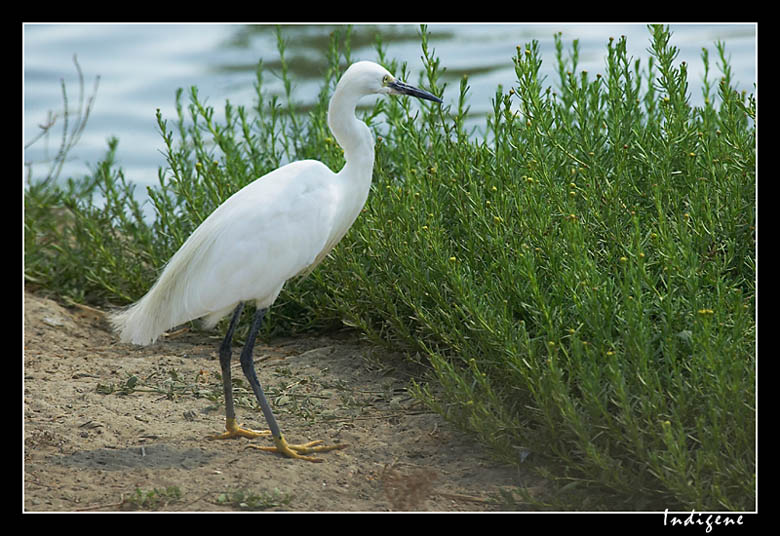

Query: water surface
left=23, top=23, right=756, bottom=189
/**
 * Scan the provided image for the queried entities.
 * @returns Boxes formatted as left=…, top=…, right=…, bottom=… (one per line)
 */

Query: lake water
left=23, top=23, right=756, bottom=192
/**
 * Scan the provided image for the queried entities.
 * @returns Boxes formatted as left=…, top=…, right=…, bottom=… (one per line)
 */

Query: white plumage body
left=111, top=158, right=370, bottom=345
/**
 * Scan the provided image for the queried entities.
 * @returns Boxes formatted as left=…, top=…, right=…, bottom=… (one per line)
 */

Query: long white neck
left=328, top=85, right=375, bottom=181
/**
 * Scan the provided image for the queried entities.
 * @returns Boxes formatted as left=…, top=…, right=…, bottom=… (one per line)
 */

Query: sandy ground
left=23, top=290, right=541, bottom=512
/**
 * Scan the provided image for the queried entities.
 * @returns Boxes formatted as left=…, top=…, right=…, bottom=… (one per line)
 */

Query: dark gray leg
left=238, top=307, right=282, bottom=439
left=214, top=305, right=347, bottom=460
left=210, top=302, right=269, bottom=440
left=219, top=302, right=245, bottom=423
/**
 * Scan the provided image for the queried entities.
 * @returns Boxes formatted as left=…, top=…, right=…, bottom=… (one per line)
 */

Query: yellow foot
left=208, top=418, right=271, bottom=440
left=247, top=435, right=348, bottom=463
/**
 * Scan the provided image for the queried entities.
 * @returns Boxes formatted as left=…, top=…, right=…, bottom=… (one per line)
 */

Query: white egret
left=111, top=61, right=442, bottom=462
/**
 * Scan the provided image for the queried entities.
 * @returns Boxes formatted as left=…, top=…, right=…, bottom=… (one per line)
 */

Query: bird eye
left=382, top=75, right=390, bottom=85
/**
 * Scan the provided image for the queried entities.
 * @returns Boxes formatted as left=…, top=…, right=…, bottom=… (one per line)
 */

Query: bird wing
left=168, top=160, right=339, bottom=324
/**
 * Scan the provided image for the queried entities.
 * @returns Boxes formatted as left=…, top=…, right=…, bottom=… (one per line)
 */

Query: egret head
left=339, top=61, right=442, bottom=103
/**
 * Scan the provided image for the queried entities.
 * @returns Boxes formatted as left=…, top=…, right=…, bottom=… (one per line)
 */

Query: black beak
left=388, top=80, right=443, bottom=103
